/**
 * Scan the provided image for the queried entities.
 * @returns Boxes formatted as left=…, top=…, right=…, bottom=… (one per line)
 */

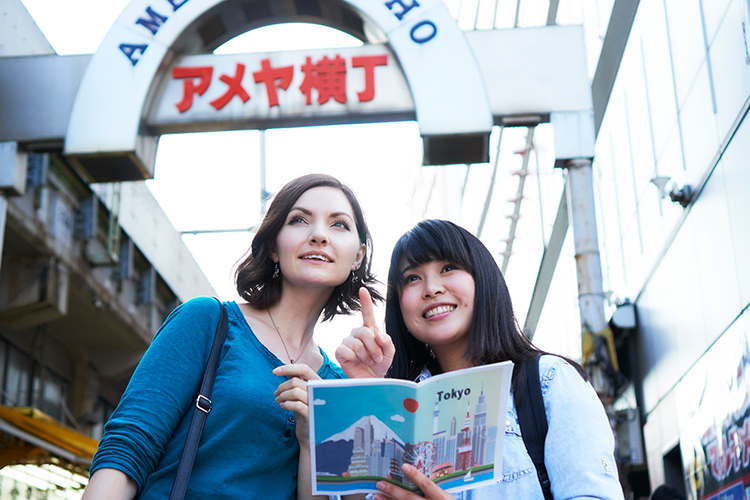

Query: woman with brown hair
left=82, top=173, right=382, bottom=500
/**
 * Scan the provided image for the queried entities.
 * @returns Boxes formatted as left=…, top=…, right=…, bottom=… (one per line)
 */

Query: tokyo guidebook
left=307, top=361, right=513, bottom=495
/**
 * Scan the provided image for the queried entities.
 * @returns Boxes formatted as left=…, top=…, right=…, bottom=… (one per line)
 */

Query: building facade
left=410, top=0, right=750, bottom=498
left=0, top=1, right=217, bottom=496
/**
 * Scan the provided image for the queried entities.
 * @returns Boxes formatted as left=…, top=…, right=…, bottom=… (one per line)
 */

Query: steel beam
left=546, top=0, right=560, bottom=25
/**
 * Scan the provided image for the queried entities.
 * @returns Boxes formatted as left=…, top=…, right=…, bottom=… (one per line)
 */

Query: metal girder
left=592, top=0, right=641, bottom=135
left=547, top=0, right=560, bottom=25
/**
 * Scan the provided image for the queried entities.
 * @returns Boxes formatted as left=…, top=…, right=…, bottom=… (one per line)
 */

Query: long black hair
left=384, top=219, right=585, bottom=393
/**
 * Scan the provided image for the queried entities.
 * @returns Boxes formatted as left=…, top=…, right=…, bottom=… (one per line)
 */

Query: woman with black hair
left=337, top=219, right=623, bottom=499
left=650, top=485, right=686, bottom=500
left=83, top=174, right=382, bottom=500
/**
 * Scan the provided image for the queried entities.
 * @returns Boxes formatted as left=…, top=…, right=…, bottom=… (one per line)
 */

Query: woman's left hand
left=336, top=288, right=394, bottom=379
left=373, top=464, right=454, bottom=500
left=273, top=363, right=321, bottom=445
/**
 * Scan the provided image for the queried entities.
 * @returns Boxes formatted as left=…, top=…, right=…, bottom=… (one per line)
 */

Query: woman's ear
left=352, top=243, right=366, bottom=271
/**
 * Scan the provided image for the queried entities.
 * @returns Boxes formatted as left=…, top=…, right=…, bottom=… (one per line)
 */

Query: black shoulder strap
left=515, top=354, right=553, bottom=500
left=169, top=298, right=228, bottom=500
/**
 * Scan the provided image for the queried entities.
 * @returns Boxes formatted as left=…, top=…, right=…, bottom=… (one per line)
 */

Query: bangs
left=390, top=220, right=474, bottom=287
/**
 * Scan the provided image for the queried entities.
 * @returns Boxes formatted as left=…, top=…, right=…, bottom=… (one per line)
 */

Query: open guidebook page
left=307, top=361, right=514, bottom=495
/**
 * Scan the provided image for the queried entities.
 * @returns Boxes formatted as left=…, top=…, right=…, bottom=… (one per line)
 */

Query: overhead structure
left=49, top=0, right=595, bottom=183
left=63, top=0, right=494, bottom=181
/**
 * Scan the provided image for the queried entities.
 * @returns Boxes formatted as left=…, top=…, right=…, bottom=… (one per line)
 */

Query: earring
left=272, top=262, right=280, bottom=279
left=350, top=270, right=359, bottom=283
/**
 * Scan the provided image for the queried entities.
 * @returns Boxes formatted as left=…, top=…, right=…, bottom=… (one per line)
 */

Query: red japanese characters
left=171, top=54, right=388, bottom=113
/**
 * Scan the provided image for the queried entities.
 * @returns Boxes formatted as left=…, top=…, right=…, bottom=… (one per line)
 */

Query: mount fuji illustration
left=315, top=415, right=406, bottom=476
left=323, top=415, right=405, bottom=446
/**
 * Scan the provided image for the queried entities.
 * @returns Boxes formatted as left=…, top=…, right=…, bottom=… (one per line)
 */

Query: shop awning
left=0, top=406, right=98, bottom=466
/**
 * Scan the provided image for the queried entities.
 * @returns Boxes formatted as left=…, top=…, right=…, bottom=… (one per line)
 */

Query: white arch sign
left=64, top=0, right=493, bottom=181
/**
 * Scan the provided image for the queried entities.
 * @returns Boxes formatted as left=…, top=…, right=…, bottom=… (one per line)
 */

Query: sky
left=19, top=0, right=427, bottom=357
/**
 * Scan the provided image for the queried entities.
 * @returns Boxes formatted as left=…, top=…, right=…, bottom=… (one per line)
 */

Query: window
left=33, top=368, right=69, bottom=423
left=90, top=397, right=115, bottom=441
left=5, top=346, right=32, bottom=407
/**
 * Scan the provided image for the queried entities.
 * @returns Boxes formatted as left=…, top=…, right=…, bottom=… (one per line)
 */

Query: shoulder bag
left=168, top=298, right=228, bottom=500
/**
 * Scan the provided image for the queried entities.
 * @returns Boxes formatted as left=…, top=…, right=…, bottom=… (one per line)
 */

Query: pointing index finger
left=359, top=287, right=377, bottom=331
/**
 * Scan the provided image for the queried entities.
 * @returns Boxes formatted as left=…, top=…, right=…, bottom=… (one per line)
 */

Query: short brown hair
left=234, top=173, right=382, bottom=320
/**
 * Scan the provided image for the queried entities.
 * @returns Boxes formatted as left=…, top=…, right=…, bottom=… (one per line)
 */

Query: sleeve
left=541, top=357, right=624, bottom=500
left=319, top=350, right=347, bottom=380
left=90, top=296, right=223, bottom=491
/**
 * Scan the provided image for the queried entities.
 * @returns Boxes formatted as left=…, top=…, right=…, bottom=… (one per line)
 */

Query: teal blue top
left=91, top=297, right=345, bottom=500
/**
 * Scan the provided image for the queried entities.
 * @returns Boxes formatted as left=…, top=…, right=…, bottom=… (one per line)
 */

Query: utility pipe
left=565, top=158, right=619, bottom=401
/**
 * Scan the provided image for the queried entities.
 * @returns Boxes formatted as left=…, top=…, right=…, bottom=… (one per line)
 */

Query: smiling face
left=273, top=186, right=366, bottom=292
left=398, top=260, right=475, bottom=355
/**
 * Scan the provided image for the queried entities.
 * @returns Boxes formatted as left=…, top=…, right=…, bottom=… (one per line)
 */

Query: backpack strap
left=514, top=354, right=553, bottom=500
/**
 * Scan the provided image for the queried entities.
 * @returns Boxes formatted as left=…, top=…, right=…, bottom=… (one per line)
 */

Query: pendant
left=290, top=359, right=295, bottom=364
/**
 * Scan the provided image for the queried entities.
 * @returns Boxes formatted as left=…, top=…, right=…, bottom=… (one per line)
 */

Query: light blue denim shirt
left=420, top=355, right=624, bottom=500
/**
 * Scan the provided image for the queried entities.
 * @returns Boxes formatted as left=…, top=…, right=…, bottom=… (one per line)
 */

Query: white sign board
left=149, top=45, right=414, bottom=132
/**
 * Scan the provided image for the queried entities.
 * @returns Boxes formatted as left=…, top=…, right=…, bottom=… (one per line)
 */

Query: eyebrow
left=399, top=263, right=416, bottom=274
left=289, top=207, right=354, bottom=220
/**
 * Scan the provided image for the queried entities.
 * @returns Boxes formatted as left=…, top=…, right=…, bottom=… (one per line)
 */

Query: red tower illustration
left=455, top=399, right=474, bottom=471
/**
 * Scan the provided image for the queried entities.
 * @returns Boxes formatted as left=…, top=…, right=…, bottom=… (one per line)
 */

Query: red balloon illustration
left=403, top=398, right=419, bottom=413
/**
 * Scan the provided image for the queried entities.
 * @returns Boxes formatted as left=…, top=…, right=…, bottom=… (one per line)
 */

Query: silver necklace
left=267, top=309, right=313, bottom=364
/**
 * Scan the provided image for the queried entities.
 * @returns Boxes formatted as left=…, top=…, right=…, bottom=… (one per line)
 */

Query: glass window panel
left=718, top=113, right=750, bottom=304
left=39, top=371, right=67, bottom=422
left=636, top=182, right=666, bottom=277
left=31, top=362, right=41, bottom=410
left=664, top=0, right=706, bottom=107
left=702, top=0, right=733, bottom=44
left=5, top=347, right=31, bottom=407
left=689, top=161, right=743, bottom=337
left=637, top=1, right=679, bottom=163
left=620, top=42, right=658, bottom=190
left=661, top=218, right=710, bottom=367
left=594, top=160, right=614, bottom=293
left=594, top=132, right=625, bottom=291
left=596, top=125, right=630, bottom=291
left=91, top=398, right=116, bottom=441
left=710, top=0, right=750, bottom=140
left=90, top=403, right=106, bottom=441
left=608, top=96, right=639, bottom=244
left=678, top=64, right=721, bottom=181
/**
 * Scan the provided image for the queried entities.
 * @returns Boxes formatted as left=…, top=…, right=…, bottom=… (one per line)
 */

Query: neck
left=267, top=282, right=333, bottom=348
left=430, top=343, right=476, bottom=373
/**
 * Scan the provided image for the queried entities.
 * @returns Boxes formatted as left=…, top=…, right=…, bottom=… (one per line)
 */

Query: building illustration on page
left=307, top=361, right=513, bottom=495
